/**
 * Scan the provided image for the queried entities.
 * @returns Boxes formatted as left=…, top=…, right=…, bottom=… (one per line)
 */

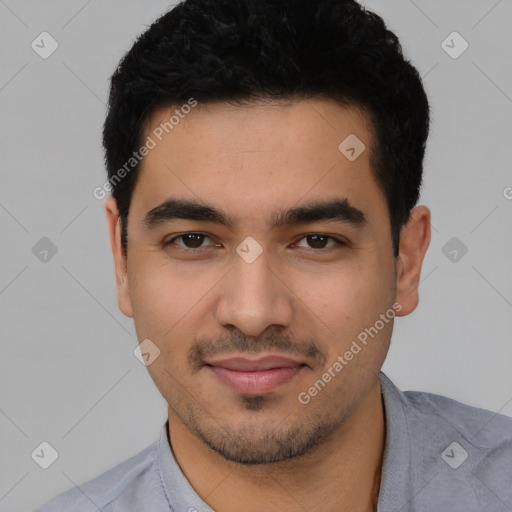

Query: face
left=107, top=98, right=419, bottom=465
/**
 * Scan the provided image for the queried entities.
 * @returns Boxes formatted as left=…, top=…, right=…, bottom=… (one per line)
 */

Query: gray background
left=0, top=1, right=511, bottom=511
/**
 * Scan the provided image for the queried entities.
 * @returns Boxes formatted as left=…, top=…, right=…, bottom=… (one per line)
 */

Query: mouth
left=205, top=355, right=307, bottom=395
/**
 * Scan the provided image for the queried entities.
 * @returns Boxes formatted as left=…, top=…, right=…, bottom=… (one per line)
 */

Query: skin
left=105, top=98, right=431, bottom=512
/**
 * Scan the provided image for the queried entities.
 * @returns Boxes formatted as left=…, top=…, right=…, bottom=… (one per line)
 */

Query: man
left=36, top=0, right=512, bottom=510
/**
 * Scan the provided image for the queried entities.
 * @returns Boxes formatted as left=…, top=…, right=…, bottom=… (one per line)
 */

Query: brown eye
left=179, top=234, right=206, bottom=248
left=164, top=233, right=214, bottom=249
left=295, top=234, right=345, bottom=250
left=306, top=234, right=329, bottom=249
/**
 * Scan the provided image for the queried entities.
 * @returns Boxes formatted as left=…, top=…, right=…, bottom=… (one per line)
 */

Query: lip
left=206, top=355, right=306, bottom=395
left=207, top=355, right=306, bottom=371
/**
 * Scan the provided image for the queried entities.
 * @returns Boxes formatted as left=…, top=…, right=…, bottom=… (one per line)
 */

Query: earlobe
left=105, top=196, right=134, bottom=318
left=395, top=205, right=431, bottom=317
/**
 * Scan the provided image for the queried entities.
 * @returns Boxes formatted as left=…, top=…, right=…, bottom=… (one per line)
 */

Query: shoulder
left=379, top=373, right=512, bottom=509
left=402, top=381, right=512, bottom=506
left=380, top=372, right=512, bottom=444
left=403, top=385, right=512, bottom=444
left=34, top=441, right=159, bottom=512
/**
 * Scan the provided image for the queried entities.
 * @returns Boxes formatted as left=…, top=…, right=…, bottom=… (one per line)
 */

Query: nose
left=215, top=246, right=294, bottom=337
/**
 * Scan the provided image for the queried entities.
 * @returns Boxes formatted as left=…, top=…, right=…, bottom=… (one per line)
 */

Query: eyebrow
left=142, top=197, right=367, bottom=230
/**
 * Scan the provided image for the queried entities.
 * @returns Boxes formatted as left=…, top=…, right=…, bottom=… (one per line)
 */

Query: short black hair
left=102, top=0, right=430, bottom=258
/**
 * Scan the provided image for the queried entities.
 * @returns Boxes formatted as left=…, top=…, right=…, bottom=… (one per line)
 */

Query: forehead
left=142, top=98, right=373, bottom=160
left=131, top=98, right=386, bottom=228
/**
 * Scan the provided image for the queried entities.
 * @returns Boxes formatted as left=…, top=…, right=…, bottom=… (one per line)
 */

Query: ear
left=105, top=196, right=134, bottom=318
left=395, top=205, right=431, bottom=316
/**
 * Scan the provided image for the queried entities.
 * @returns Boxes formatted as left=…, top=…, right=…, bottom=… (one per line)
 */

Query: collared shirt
left=35, top=372, right=512, bottom=511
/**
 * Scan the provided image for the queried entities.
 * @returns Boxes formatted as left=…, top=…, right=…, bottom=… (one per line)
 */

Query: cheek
left=127, top=256, right=223, bottom=374
left=293, top=258, right=394, bottom=349
left=127, top=277, right=176, bottom=354
left=128, top=254, right=208, bottom=326
left=294, top=261, right=381, bottom=311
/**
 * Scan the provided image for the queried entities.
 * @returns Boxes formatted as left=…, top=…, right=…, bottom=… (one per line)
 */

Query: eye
left=162, top=233, right=346, bottom=252
left=294, top=234, right=346, bottom=250
left=163, top=233, right=217, bottom=250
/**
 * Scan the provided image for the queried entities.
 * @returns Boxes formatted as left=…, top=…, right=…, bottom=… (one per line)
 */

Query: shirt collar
left=157, top=418, right=215, bottom=512
left=376, top=371, right=415, bottom=509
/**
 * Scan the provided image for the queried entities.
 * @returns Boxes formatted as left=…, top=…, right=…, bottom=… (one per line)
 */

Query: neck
left=168, top=379, right=385, bottom=512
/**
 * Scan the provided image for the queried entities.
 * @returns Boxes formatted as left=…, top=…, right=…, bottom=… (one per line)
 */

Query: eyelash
left=162, top=233, right=347, bottom=252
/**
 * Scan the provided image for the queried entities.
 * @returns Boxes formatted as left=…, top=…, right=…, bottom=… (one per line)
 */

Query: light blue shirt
left=35, top=372, right=512, bottom=511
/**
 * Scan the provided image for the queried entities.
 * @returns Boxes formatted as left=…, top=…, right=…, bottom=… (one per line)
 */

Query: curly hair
left=102, top=0, right=430, bottom=257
